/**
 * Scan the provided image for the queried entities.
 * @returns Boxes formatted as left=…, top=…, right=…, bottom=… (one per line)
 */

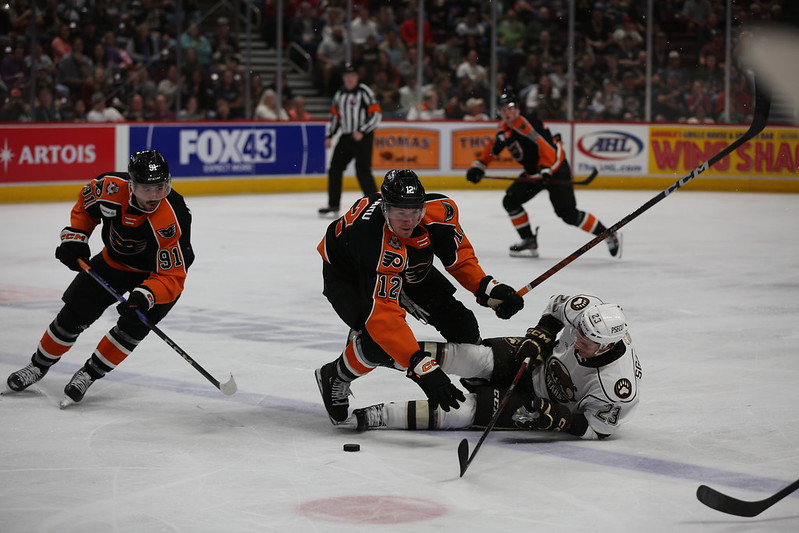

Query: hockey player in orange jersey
left=315, top=169, right=525, bottom=424
left=466, top=91, right=621, bottom=259
left=5, top=150, right=194, bottom=406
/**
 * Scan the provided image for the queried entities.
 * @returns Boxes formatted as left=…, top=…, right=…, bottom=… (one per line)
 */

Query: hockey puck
left=343, top=443, right=360, bottom=452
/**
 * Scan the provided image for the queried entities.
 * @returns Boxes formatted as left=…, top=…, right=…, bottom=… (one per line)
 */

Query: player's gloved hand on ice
left=476, top=276, right=524, bottom=319
left=512, top=397, right=571, bottom=432
left=117, top=287, right=155, bottom=319
left=406, top=350, right=465, bottom=412
left=466, top=165, right=485, bottom=184
left=55, top=227, right=90, bottom=272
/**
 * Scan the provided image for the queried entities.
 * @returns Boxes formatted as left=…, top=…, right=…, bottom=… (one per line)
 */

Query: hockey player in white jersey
left=353, top=294, right=641, bottom=440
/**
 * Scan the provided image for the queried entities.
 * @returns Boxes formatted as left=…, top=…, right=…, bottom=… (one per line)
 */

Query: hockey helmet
left=129, top=150, right=171, bottom=186
left=578, top=303, right=627, bottom=351
left=381, top=169, right=426, bottom=209
left=498, top=90, right=517, bottom=108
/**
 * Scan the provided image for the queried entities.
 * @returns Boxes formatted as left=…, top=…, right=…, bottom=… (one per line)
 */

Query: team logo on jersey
left=388, top=236, right=401, bottom=250
left=570, top=296, right=590, bottom=311
left=105, top=181, right=119, bottom=196
left=441, top=201, right=455, bottom=222
left=404, top=258, right=432, bottom=283
left=94, top=178, right=105, bottom=197
left=381, top=250, right=404, bottom=269
left=157, top=224, right=177, bottom=239
left=614, top=378, right=632, bottom=399
left=109, top=227, right=147, bottom=255
left=545, top=359, right=577, bottom=403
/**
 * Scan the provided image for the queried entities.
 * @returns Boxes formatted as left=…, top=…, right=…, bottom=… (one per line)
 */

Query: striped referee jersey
left=326, top=83, right=382, bottom=137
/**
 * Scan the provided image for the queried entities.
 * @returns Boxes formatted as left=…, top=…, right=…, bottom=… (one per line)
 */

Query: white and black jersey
left=326, top=83, right=382, bottom=137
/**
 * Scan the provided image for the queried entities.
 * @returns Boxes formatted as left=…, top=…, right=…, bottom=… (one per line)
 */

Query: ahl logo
left=577, top=130, right=644, bottom=161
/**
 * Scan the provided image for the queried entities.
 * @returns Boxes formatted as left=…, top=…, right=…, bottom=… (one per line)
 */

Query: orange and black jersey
left=68, top=172, right=194, bottom=305
left=317, top=193, right=488, bottom=367
left=477, top=115, right=567, bottom=176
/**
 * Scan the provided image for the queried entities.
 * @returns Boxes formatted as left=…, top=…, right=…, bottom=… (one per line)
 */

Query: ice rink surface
left=1, top=186, right=798, bottom=532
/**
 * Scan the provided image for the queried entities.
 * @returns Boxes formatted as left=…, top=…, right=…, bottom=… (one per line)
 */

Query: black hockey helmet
left=498, top=90, right=517, bottom=108
left=381, top=169, right=426, bottom=209
left=128, top=150, right=171, bottom=185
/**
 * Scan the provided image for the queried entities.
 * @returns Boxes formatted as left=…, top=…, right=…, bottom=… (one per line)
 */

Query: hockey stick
left=458, top=355, right=531, bottom=477
left=696, top=478, right=799, bottom=517
left=483, top=167, right=598, bottom=186
left=77, top=259, right=237, bottom=395
left=516, top=77, right=770, bottom=297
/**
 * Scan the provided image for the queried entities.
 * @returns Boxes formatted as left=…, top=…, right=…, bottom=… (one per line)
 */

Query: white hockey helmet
left=578, top=303, right=627, bottom=351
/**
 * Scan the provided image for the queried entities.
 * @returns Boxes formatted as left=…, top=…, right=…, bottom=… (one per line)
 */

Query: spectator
left=126, top=22, right=160, bottom=67
left=463, top=97, right=488, bottom=121
left=56, top=37, right=93, bottom=98
left=212, top=68, right=245, bottom=118
left=1, top=41, right=28, bottom=91
left=515, top=53, right=544, bottom=97
left=434, top=34, right=463, bottom=73
left=378, top=28, right=408, bottom=68
left=455, top=7, right=487, bottom=46
left=86, top=92, right=124, bottom=122
left=0, top=87, right=30, bottom=121
left=178, top=95, right=204, bottom=121
left=150, top=93, right=175, bottom=121
left=211, top=17, right=240, bottom=66
left=51, top=23, right=73, bottom=63
left=288, top=1, right=324, bottom=59
left=315, top=25, right=347, bottom=96
left=180, top=20, right=213, bottom=69
left=524, top=75, right=564, bottom=120
left=266, top=71, right=294, bottom=108
left=104, top=31, right=134, bottom=72
left=350, top=5, right=378, bottom=46
left=371, top=68, right=402, bottom=119
left=581, top=4, right=614, bottom=55
left=589, top=79, right=624, bottom=120
left=374, top=5, right=398, bottom=37
left=33, top=86, right=62, bottom=122
left=124, top=93, right=147, bottom=121
left=699, top=29, right=725, bottom=67
left=653, top=72, right=685, bottom=121
left=682, top=0, right=713, bottom=30
left=496, top=9, right=526, bottom=69
left=157, top=65, right=179, bottom=108
left=686, top=102, right=714, bottom=124
left=611, top=15, right=644, bottom=49
left=455, top=49, right=488, bottom=88
left=288, top=95, right=311, bottom=121
left=80, top=67, right=113, bottom=108
left=211, top=97, right=234, bottom=120
left=407, top=89, right=445, bottom=120
left=399, top=9, right=434, bottom=51
left=254, top=89, right=289, bottom=120
left=182, top=68, right=213, bottom=117
left=127, top=68, right=158, bottom=109
left=66, top=98, right=88, bottom=122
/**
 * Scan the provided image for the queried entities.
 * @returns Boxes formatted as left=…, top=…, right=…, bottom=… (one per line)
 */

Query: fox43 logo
left=179, top=128, right=277, bottom=164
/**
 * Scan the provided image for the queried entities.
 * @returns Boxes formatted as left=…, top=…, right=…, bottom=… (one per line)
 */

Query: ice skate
left=315, top=361, right=352, bottom=424
left=317, top=206, right=340, bottom=218
left=61, top=366, right=96, bottom=407
left=605, top=231, right=622, bottom=258
left=354, top=403, right=387, bottom=432
left=6, top=362, right=48, bottom=393
left=509, top=227, right=539, bottom=258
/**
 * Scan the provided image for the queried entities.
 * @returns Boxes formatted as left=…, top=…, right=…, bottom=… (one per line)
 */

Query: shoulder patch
left=441, top=200, right=455, bottom=222
left=106, top=181, right=119, bottom=196
left=614, top=378, right=633, bottom=399
left=570, top=296, right=591, bottom=311
left=157, top=224, right=177, bottom=239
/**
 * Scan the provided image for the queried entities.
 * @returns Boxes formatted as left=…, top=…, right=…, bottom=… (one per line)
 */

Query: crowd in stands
left=0, top=0, right=788, bottom=124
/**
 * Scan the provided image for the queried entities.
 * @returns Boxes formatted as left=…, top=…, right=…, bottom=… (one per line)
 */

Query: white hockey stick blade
left=741, top=26, right=799, bottom=123
left=219, top=374, right=237, bottom=395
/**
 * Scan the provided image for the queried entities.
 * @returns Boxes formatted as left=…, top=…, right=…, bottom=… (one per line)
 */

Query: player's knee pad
left=54, top=305, right=92, bottom=335
left=471, top=385, right=528, bottom=429
left=483, top=337, right=534, bottom=387
left=502, top=191, right=525, bottom=213
left=555, top=206, right=582, bottom=226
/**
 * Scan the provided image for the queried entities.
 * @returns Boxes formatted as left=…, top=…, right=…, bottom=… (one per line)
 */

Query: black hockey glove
left=117, top=287, right=155, bottom=320
left=491, top=131, right=507, bottom=156
left=55, top=227, right=90, bottom=272
left=406, top=350, right=465, bottom=412
left=512, top=397, right=572, bottom=432
left=466, top=166, right=485, bottom=184
left=539, top=169, right=552, bottom=185
left=476, top=276, right=524, bottom=319
left=515, top=325, right=556, bottom=369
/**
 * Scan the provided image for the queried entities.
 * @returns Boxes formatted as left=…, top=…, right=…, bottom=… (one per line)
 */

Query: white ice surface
left=1, top=187, right=798, bottom=532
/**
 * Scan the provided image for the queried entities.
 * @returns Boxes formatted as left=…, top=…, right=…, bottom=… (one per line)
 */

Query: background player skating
left=5, top=150, right=194, bottom=406
left=466, top=91, right=621, bottom=259
left=315, top=169, right=525, bottom=425
left=354, top=293, right=640, bottom=440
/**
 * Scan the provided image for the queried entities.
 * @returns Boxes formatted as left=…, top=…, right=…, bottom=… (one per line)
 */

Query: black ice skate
left=61, top=366, right=97, bottom=407
left=509, top=227, right=539, bottom=258
left=605, top=231, right=623, bottom=258
left=354, top=403, right=386, bottom=432
left=317, top=206, right=340, bottom=218
left=6, top=362, right=49, bottom=392
left=315, top=361, right=352, bottom=424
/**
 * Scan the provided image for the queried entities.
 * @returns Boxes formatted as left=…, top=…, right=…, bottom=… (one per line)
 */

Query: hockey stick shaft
left=696, top=478, right=799, bottom=517
left=77, top=259, right=237, bottom=395
left=458, top=356, right=531, bottom=477
left=516, top=81, right=770, bottom=297
left=483, top=168, right=598, bottom=186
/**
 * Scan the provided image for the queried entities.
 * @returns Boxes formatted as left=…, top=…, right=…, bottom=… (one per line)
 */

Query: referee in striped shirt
left=319, top=62, right=382, bottom=216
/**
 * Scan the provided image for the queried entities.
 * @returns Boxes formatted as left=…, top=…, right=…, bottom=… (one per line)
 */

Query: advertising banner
left=372, top=127, right=440, bottom=170
left=129, top=123, right=326, bottom=178
left=649, top=126, right=798, bottom=177
left=572, top=124, right=649, bottom=177
left=0, top=125, right=116, bottom=184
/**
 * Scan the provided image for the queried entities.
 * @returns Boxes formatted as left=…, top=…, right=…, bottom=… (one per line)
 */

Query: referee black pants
left=326, top=132, right=377, bottom=209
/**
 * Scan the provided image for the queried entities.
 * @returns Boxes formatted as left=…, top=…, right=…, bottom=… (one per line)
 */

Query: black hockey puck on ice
left=343, top=443, right=360, bottom=452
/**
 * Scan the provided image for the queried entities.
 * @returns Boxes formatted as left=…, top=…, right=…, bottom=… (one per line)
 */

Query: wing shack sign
left=0, top=125, right=115, bottom=184
left=373, top=127, right=439, bottom=170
